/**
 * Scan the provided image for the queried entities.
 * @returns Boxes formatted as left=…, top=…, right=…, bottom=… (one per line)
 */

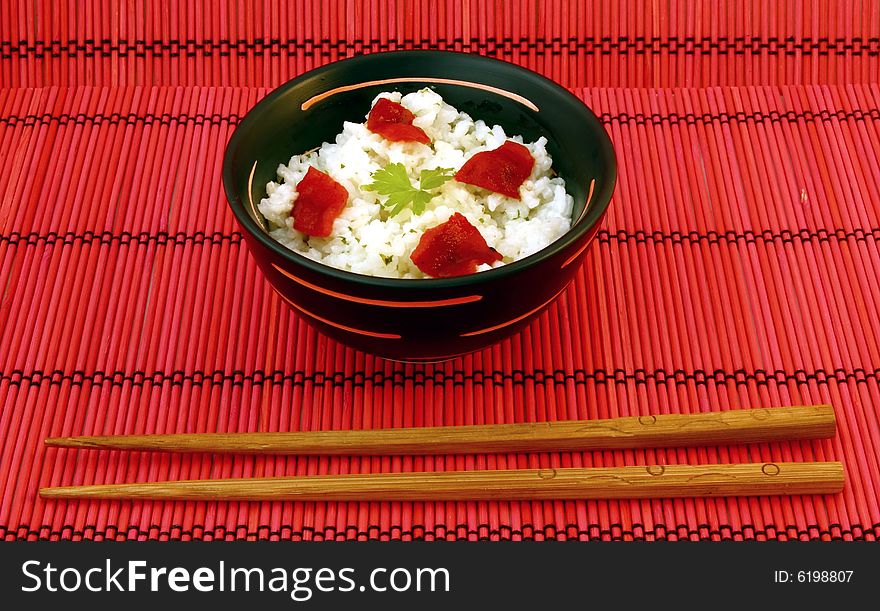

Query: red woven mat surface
left=3, top=0, right=879, bottom=88
left=1, top=2, right=880, bottom=541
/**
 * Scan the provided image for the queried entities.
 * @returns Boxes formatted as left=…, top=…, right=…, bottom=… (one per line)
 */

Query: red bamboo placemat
left=1, top=1, right=880, bottom=541
left=2, top=0, right=879, bottom=89
left=2, top=83, right=879, bottom=540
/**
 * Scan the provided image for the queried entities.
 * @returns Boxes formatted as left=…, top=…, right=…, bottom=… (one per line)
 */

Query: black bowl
left=223, top=51, right=616, bottom=361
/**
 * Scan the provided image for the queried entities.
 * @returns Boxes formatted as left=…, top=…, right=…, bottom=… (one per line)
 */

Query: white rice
left=259, top=89, right=574, bottom=279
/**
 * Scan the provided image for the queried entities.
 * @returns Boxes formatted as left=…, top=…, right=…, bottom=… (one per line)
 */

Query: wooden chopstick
left=39, top=462, right=845, bottom=501
left=43, top=405, right=835, bottom=456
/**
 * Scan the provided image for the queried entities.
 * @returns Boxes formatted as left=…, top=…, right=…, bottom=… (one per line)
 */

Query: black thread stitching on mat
left=0, top=112, right=241, bottom=128
left=2, top=36, right=879, bottom=59
left=3, top=228, right=879, bottom=248
left=0, top=231, right=243, bottom=247
left=5, top=522, right=877, bottom=540
left=2, top=367, right=878, bottom=389
left=3, top=109, right=878, bottom=130
left=596, top=228, right=880, bottom=246
left=599, top=108, right=880, bottom=125
left=2, top=521, right=877, bottom=541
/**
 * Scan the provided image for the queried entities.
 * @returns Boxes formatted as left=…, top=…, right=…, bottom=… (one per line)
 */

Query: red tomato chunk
left=292, top=167, right=349, bottom=237
left=366, top=98, right=430, bottom=144
left=454, top=141, right=534, bottom=199
left=410, top=213, right=503, bottom=278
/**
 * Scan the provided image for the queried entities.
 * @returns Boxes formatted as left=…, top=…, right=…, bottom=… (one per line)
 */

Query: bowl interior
left=224, top=51, right=616, bottom=283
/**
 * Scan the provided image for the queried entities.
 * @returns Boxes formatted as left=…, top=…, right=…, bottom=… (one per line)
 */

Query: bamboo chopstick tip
left=44, top=437, right=82, bottom=448
left=45, top=437, right=99, bottom=449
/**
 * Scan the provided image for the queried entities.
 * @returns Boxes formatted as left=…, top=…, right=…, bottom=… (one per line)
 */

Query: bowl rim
left=222, top=49, right=617, bottom=290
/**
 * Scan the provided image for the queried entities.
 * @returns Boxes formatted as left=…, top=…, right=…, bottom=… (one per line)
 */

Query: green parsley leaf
left=418, top=167, right=454, bottom=190
left=362, top=162, right=411, bottom=194
left=363, top=164, right=454, bottom=217
left=409, top=190, right=433, bottom=216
